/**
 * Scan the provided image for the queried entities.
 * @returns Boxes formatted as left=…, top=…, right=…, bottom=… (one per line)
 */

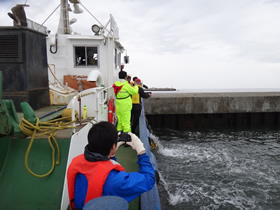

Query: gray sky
left=1, top=0, right=280, bottom=90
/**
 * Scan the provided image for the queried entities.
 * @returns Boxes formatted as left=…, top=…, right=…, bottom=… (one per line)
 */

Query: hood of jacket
left=114, top=80, right=128, bottom=87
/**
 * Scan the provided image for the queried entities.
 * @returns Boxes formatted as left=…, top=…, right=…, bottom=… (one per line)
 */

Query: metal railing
left=71, top=86, right=114, bottom=133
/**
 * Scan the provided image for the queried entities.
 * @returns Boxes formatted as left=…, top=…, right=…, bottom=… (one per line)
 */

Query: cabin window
left=75, top=46, right=98, bottom=66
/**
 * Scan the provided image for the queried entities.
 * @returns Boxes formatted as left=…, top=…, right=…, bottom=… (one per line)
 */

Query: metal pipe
left=71, top=95, right=77, bottom=133
left=78, top=96, right=82, bottom=125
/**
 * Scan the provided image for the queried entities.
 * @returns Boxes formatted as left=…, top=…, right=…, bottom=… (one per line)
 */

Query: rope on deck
left=19, top=116, right=76, bottom=178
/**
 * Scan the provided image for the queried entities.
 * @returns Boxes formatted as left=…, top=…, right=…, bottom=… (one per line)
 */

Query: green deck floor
left=116, top=145, right=140, bottom=210
left=0, top=137, right=70, bottom=210
left=0, top=137, right=141, bottom=210
left=0, top=104, right=141, bottom=210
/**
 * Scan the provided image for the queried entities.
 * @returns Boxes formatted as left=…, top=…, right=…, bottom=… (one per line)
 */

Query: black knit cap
left=119, top=70, right=127, bottom=79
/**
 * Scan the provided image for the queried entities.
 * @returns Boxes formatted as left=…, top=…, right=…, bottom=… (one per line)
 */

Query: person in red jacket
left=67, top=121, right=155, bottom=209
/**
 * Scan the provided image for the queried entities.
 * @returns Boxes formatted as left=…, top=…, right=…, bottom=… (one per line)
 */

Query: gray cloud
left=1, top=0, right=280, bottom=89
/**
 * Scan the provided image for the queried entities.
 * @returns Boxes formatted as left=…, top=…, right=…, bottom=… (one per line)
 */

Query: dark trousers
left=131, top=104, right=142, bottom=134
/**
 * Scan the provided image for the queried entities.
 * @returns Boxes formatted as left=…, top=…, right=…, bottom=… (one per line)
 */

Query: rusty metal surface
left=0, top=27, right=49, bottom=111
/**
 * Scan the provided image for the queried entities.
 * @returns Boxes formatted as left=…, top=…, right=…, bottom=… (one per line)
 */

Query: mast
left=57, top=0, right=71, bottom=34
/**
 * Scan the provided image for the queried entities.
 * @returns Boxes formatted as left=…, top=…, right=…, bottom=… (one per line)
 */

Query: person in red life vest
left=67, top=121, right=155, bottom=209
left=132, top=76, right=149, bottom=89
left=112, top=70, right=138, bottom=134
left=131, top=78, right=152, bottom=134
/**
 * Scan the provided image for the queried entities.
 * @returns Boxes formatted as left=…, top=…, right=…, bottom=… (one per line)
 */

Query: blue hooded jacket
left=74, top=153, right=155, bottom=208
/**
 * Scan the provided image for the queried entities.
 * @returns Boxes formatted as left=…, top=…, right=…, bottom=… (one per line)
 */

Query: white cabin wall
left=47, top=34, right=122, bottom=88
left=113, top=46, right=122, bottom=84
left=47, top=34, right=70, bottom=84
left=106, top=39, right=121, bottom=87
left=98, top=40, right=109, bottom=87
left=67, top=37, right=101, bottom=77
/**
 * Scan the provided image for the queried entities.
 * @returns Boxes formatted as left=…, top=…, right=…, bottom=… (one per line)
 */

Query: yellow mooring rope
left=19, top=116, right=76, bottom=178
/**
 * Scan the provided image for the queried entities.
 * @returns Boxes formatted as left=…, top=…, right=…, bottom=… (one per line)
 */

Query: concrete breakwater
left=144, top=91, right=280, bottom=129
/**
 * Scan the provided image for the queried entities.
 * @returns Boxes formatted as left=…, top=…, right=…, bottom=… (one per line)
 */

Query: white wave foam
left=153, top=130, right=280, bottom=209
left=159, top=172, right=190, bottom=206
left=169, top=190, right=190, bottom=206
left=156, top=141, right=233, bottom=165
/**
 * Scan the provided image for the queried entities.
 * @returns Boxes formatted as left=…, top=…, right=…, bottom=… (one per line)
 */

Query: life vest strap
left=116, top=95, right=130, bottom=100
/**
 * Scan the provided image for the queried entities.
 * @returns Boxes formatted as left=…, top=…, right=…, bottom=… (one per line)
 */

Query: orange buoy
left=108, top=98, right=116, bottom=124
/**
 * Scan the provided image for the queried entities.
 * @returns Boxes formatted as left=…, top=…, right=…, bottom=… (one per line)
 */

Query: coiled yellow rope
left=19, top=116, right=76, bottom=178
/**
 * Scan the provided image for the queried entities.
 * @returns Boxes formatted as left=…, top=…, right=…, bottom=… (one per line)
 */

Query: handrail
left=98, top=86, right=114, bottom=105
left=97, top=90, right=106, bottom=105
left=105, top=86, right=115, bottom=101
left=70, top=87, right=114, bottom=133
left=71, top=90, right=96, bottom=133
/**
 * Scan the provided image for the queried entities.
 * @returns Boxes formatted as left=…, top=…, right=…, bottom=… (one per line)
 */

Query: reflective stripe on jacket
left=114, top=80, right=138, bottom=112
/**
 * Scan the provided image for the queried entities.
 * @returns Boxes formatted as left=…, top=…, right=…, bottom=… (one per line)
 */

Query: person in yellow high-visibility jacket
left=113, top=70, right=138, bottom=132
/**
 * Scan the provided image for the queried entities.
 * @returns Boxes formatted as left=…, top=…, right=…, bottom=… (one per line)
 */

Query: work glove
left=117, top=132, right=125, bottom=150
left=110, top=133, right=125, bottom=158
left=126, top=132, right=146, bottom=155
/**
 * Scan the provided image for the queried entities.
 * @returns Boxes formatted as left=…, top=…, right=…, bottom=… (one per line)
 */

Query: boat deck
left=4, top=104, right=157, bottom=210
left=17, top=105, right=93, bottom=139
left=17, top=105, right=66, bottom=122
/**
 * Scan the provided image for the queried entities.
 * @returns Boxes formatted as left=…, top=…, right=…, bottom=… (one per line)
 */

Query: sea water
left=152, top=128, right=280, bottom=210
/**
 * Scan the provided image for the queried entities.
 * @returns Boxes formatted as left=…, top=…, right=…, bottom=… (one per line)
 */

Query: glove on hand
left=126, top=132, right=145, bottom=155
left=117, top=141, right=124, bottom=150
left=117, top=132, right=125, bottom=150
left=110, top=133, right=125, bottom=158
